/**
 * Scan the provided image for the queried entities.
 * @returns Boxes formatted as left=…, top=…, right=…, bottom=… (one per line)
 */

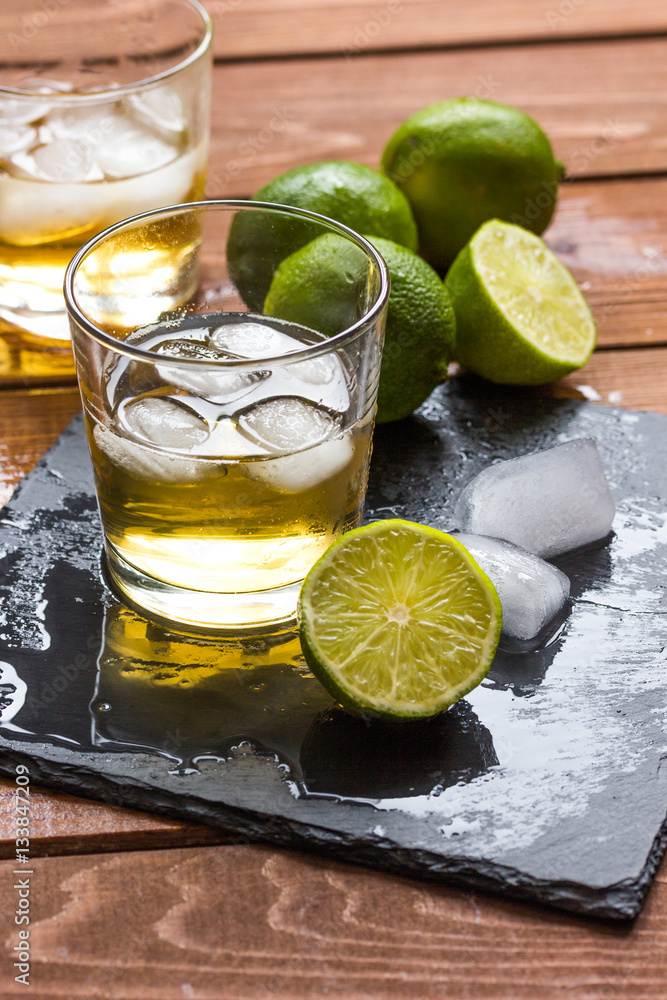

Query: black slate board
left=1, top=378, right=667, bottom=920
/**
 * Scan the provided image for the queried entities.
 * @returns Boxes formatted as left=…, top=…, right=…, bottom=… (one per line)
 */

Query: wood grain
left=1, top=844, right=666, bottom=998
left=0, top=781, right=224, bottom=859
left=208, top=36, right=667, bottom=197
left=203, top=0, right=667, bottom=60
left=4, top=0, right=667, bottom=64
left=0, top=390, right=81, bottom=507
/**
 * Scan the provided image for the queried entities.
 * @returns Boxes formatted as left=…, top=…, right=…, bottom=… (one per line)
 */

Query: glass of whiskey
left=0, top=0, right=212, bottom=383
left=64, top=200, right=389, bottom=632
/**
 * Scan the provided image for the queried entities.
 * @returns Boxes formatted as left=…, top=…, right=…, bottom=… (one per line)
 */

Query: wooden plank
left=546, top=178, right=667, bottom=349
left=203, top=0, right=667, bottom=60
left=0, top=780, right=223, bottom=858
left=0, top=844, right=666, bottom=998
left=553, top=344, right=667, bottom=414
left=3, top=0, right=667, bottom=64
left=0, top=389, right=81, bottom=507
left=209, top=36, right=667, bottom=195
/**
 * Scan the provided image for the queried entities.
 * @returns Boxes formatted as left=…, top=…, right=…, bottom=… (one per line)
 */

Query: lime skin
left=381, top=98, right=562, bottom=272
left=227, top=160, right=418, bottom=312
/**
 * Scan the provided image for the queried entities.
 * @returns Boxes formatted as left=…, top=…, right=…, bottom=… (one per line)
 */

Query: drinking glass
left=65, top=200, right=389, bottom=631
left=0, top=0, right=212, bottom=382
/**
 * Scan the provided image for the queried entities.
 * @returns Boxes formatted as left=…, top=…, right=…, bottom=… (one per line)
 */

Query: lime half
left=445, top=219, right=596, bottom=384
left=298, top=520, right=501, bottom=720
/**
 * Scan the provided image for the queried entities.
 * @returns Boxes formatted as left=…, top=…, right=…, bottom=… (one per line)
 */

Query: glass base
left=104, top=543, right=300, bottom=634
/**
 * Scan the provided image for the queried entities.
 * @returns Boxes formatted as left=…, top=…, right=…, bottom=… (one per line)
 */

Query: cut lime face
left=446, top=219, right=597, bottom=385
left=474, top=221, right=595, bottom=363
left=298, top=519, right=502, bottom=720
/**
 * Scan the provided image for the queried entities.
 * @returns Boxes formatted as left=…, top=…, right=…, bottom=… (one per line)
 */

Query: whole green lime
left=263, top=233, right=372, bottom=339
left=381, top=98, right=563, bottom=271
left=227, top=160, right=418, bottom=311
left=364, top=236, right=455, bottom=422
left=263, top=233, right=455, bottom=423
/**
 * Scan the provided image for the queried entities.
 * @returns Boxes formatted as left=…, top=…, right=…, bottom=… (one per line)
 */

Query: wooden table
left=2, top=2, right=667, bottom=995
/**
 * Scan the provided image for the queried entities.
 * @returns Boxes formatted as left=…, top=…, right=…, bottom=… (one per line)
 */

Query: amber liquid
left=85, top=315, right=374, bottom=629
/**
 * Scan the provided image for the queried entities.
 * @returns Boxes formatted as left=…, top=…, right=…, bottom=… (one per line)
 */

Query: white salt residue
left=373, top=602, right=664, bottom=858
left=35, top=596, right=51, bottom=650
left=0, top=660, right=27, bottom=724
left=440, top=816, right=482, bottom=839
left=612, top=505, right=667, bottom=562
left=0, top=501, right=102, bottom=650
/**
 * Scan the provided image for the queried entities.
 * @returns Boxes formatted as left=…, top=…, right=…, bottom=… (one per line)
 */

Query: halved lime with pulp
left=446, top=219, right=596, bottom=384
left=298, top=519, right=502, bottom=720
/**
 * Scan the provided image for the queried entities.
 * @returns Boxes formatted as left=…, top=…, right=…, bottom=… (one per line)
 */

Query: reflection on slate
left=300, top=702, right=498, bottom=799
left=1, top=378, right=667, bottom=921
left=92, top=604, right=331, bottom=776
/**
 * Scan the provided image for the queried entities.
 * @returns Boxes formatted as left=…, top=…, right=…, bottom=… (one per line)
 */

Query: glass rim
left=64, top=198, right=391, bottom=370
left=0, top=0, right=212, bottom=102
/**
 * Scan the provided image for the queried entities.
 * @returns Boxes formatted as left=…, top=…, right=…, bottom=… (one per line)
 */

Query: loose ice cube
left=0, top=124, right=37, bottom=159
left=454, top=438, right=615, bottom=558
left=454, top=533, right=570, bottom=641
left=118, top=396, right=210, bottom=450
left=94, top=425, right=210, bottom=484
left=238, top=396, right=353, bottom=492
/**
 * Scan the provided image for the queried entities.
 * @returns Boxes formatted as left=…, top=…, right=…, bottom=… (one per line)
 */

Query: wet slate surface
left=1, top=377, right=667, bottom=920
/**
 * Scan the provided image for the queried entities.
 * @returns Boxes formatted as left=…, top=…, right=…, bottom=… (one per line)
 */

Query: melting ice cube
left=454, top=532, right=570, bottom=641
left=117, top=396, right=210, bottom=450
left=208, top=321, right=301, bottom=358
left=0, top=124, right=37, bottom=159
left=10, top=137, right=104, bottom=183
left=128, top=86, right=187, bottom=134
left=238, top=396, right=334, bottom=453
left=46, top=103, right=179, bottom=178
left=0, top=96, right=52, bottom=126
left=94, top=424, right=211, bottom=484
left=238, top=397, right=353, bottom=492
left=95, top=122, right=179, bottom=179
left=153, top=332, right=266, bottom=402
left=454, top=438, right=615, bottom=558
left=210, top=321, right=350, bottom=412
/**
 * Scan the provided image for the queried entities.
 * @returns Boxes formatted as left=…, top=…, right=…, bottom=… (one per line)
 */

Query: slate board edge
left=0, top=736, right=644, bottom=921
